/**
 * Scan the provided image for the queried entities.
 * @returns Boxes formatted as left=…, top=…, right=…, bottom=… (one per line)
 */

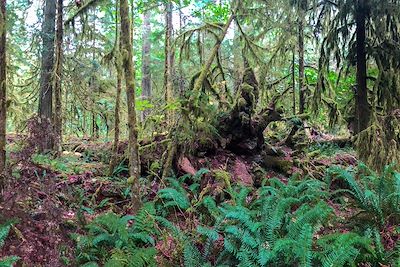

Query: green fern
left=158, top=177, right=191, bottom=210
left=105, top=247, right=156, bottom=267
left=158, top=188, right=190, bottom=210
left=183, top=242, right=204, bottom=267
left=0, top=222, right=20, bottom=267
left=328, top=164, right=400, bottom=228
left=316, top=232, right=373, bottom=267
left=0, top=256, right=20, bottom=267
left=190, top=175, right=375, bottom=266
left=74, top=204, right=158, bottom=266
left=0, top=223, right=11, bottom=248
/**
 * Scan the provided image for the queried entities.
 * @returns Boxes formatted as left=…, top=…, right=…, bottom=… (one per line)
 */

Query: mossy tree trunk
left=164, top=1, right=174, bottom=122
left=141, top=9, right=151, bottom=121
left=54, top=0, right=63, bottom=156
left=189, top=1, right=239, bottom=106
left=233, top=23, right=242, bottom=92
left=109, top=1, right=122, bottom=176
left=109, top=51, right=123, bottom=176
left=38, top=0, right=56, bottom=151
left=298, top=14, right=305, bottom=114
left=292, top=48, right=296, bottom=115
left=120, top=0, right=141, bottom=211
left=355, top=0, right=370, bottom=133
left=0, top=0, right=6, bottom=179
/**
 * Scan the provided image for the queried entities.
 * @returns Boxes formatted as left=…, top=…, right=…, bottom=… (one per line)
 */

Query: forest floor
left=0, top=133, right=398, bottom=266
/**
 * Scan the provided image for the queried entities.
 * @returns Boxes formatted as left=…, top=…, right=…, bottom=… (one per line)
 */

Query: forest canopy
left=0, top=0, right=399, bottom=266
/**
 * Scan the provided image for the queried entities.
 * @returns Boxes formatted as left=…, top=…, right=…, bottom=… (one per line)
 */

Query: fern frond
left=329, top=166, right=365, bottom=204
left=0, top=224, right=11, bottom=248
left=0, top=256, right=20, bottom=267
left=127, top=247, right=157, bottom=267
left=197, top=226, right=219, bottom=242
left=158, top=188, right=190, bottom=210
left=184, top=242, right=204, bottom=267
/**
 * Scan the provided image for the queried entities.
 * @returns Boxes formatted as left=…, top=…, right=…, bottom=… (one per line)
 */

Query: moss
left=356, top=115, right=400, bottom=172
left=263, top=155, right=293, bottom=173
left=241, top=83, right=253, bottom=94
left=213, top=169, right=233, bottom=193
left=307, top=150, right=321, bottom=158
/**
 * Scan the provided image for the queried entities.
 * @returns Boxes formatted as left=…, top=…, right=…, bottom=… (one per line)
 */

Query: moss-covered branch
left=65, top=0, right=105, bottom=26
left=189, top=1, right=240, bottom=108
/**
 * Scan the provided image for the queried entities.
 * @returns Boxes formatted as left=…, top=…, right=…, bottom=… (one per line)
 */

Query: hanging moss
left=356, top=113, right=400, bottom=172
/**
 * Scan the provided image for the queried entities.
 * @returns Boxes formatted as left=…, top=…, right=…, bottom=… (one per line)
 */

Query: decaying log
left=262, top=154, right=293, bottom=173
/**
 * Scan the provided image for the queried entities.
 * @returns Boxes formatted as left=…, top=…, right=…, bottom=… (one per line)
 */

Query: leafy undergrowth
left=0, top=160, right=75, bottom=266
left=0, top=142, right=399, bottom=266
left=72, top=164, right=400, bottom=267
left=0, top=152, right=116, bottom=266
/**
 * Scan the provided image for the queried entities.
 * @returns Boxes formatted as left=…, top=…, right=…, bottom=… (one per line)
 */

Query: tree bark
left=54, top=0, right=63, bottom=155
left=120, top=0, right=141, bottom=210
left=164, top=1, right=174, bottom=121
left=298, top=16, right=305, bottom=114
left=141, top=9, right=151, bottom=121
left=38, top=0, right=56, bottom=151
left=355, top=0, right=370, bottom=133
left=233, top=22, right=242, bottom=92
left=90, top=21, right=99, bottom=140
left=109, top=1, right=122, bottom=176
left=292, top=49, right=296, bottom=115
left=109, top=51, right=123, bottom=176
left=0, top=0, right=6, bottom=178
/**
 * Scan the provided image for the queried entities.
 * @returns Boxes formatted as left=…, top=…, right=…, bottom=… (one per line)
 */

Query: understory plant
left=0, top=222, right=20, bottom=267
left=187, top=178, right=374, bottom=266
left=327, top=163, right=400, bottom=265
left=72, top=165, right=399, bottom=266
left=156, top=173, right=375, bottom=266
left=72, top=203, right=158, bottom=267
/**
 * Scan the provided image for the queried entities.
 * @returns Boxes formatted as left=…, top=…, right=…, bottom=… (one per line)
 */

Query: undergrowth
left=327, top=163, right=400, bottom=264
left=32, top=153, right=85, bottom=174
left=0, top=221, right=20, bottom=267
left=72, top=203, right=157, bottom=267
left=72, top=164, right=400, bottom=266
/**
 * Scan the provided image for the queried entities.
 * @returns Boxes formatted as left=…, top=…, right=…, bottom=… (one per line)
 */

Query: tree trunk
left=233, top=22, right=242, bottom=92
left=109, top=1, right=122, bottom=175
left=292, top=49, right=296, bottom=115
left=54, top=0, right=63, bottom=155
left=120, top=0, right=141, bottom=211
left=90, top=23, right=99, bottom=140
left=0, top=0, right=6, bottom=179
left=109, top=61, right=122, bottom=176
left=164, top=1, right=174, bottom=121
left=91, top=111, right=99, bottom=139
left=298, top=16, right=305, bottom=114
left=38, top=0, right=56, bottom=151
left=141, top=10, right=151, bottom=121
left=355, top=0, right=370, bottom=133
left=189, top=1, right=239, bottom=105
left=177, top=5, right=185, bottom=95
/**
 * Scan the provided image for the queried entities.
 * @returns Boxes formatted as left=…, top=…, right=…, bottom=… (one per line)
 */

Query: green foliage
left=328, top=164, right=400, bottom=228
left=32, top=153, right=84, bottom=174
left=0, top=257, right=21, bottom=267
left=157, top=177, right=191, bottom=211
left=316, top=233, right=373, bottom=267
left=72, top=165, right=398, bottom=266
left=173, top=177, right=374, bottom=267
left=111, top=161, right=129, bottom=177
left=306, top=142, right=353, bottom=157
left=73, top=203, right=157, bottom=266
left=328, top=164, right=400, bottom=265
left=0, top=222, right=20, bottom=267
